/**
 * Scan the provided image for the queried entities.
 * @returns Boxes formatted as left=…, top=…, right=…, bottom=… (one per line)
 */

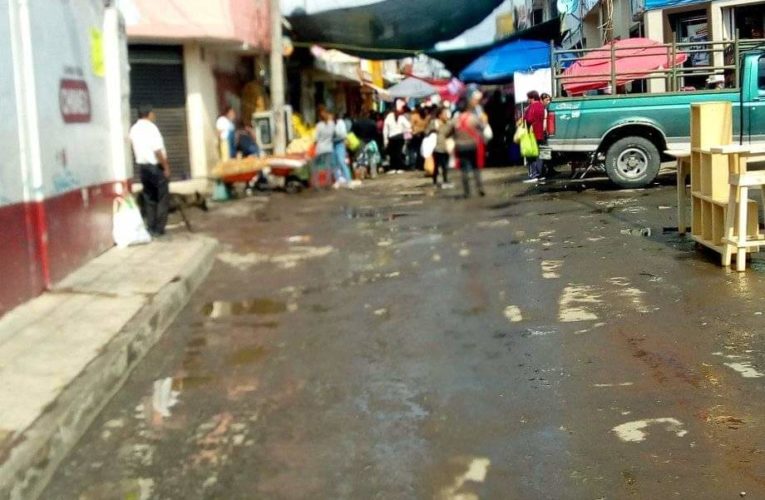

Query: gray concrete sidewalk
left=0, top=234, right=218, bottom=500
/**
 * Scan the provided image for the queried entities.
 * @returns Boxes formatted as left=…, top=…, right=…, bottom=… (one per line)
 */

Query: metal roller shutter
left=128, top=45, right=190, bottom=181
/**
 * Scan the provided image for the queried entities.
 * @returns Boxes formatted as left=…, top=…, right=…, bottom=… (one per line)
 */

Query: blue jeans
left=333, top=142, right=351, bottom=182
left=528, top=157, right=544, bottom=178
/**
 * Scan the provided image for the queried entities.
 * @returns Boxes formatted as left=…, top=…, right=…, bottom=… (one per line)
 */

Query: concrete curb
left=1, top=237, right=218, bottom=500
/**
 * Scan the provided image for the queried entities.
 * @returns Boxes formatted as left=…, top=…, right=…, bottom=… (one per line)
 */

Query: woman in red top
left=523, top=90, right=546, bottom=183
left=451, top=88, right=487, bottom=198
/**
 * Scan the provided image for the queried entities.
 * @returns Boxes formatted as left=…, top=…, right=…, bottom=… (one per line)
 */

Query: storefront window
left=669, top=10, right=709, bottom=89
left=735, top=4, right=765, bottom=39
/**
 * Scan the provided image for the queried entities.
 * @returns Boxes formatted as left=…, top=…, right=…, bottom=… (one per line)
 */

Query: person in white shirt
left=129, top=104, right=170, bottom=236
left=383, top=99, right=411, bottom=172
left=333, top=115, right=352, bottom=183
left=216, top=106, right=236, bottom=159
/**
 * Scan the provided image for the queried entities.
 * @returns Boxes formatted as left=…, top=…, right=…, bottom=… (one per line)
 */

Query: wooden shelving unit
left=689, top=102, right=761, bottom=256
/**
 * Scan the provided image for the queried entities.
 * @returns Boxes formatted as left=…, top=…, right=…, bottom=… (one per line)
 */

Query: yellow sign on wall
left=90, top=28, right=104, bottom=77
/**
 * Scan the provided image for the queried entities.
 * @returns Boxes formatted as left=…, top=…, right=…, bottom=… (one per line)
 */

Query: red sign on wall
left=59, top=79, right=91, bottom=123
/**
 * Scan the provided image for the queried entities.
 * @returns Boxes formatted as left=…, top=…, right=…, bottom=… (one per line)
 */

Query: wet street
left=45, top=167, right=765, bottom=499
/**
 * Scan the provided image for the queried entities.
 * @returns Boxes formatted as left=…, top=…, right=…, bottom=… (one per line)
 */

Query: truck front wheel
left=604, top=136, right=660, bottom=189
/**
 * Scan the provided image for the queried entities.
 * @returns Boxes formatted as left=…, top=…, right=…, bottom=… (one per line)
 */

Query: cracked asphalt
left=44, top=167, right=765, bottom=499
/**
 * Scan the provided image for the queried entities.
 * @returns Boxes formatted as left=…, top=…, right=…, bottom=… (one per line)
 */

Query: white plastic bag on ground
left=113, top=195, right=152, bottom=248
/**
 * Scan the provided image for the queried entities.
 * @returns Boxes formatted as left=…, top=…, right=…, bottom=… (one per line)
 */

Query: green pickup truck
left=547, top=50, right=765, bottom=188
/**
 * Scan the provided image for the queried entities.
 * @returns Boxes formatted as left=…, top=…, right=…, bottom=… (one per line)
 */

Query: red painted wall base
left=0, top=181, right=126, bottom=316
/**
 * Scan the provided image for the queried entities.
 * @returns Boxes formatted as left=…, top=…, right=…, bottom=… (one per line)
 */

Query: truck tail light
left=546, top=111, right=556, bottom=136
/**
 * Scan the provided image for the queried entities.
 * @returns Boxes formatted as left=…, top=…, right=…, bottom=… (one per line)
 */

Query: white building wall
left=644, top=8, right=667, bottom=91
left=182, top=43, right=252, bottom=184
left=0, top=1, right=23, bottom=206
left=183, top=43, right=219, bottom=181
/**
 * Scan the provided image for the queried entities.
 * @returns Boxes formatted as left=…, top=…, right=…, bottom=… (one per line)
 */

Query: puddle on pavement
left=751, top=259, right=765, bottom=273
left=228, top=346, right=269, bottom=366
left=202, top=299, right=287, bottom=318
left=310, top=304, right=332, bottom=313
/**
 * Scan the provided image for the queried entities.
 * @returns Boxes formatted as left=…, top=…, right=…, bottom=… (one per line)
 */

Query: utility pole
left=270, top=0, right=286, bottom=154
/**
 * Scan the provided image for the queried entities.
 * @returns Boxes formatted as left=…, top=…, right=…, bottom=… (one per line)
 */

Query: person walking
left=540, top=93, right=557, bottom=177
left=333, top=113, right=352, bottom=183
left=523, top=91, right=546, bottom=183
left=315, top=108, right=342, bottom=185
left=383, top=99, right=410, bottom=172
left=450, top=89, right=486, bottom=198
left=129, top=104, right=170, bottom=237
left=431, top=106, right=452, bottom=188
left=410, top=105, right=429, bottom=170
left=216, top=106, right=237, bottom=159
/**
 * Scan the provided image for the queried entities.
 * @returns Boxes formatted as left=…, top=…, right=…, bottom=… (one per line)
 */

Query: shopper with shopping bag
left=522, top=91, right=546, bottom=183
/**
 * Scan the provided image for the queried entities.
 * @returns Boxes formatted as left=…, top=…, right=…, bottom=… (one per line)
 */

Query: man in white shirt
left=216, top=106, right=236, bottom=159
left=129, top=104, right=170, bottom=236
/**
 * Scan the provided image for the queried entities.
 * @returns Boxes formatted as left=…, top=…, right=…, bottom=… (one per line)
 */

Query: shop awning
left=118, top=0, right=270, bottom=50
left=311, top=46, right=362, bottom=82
left=427, top=18, right=563, bottom=75
left=644, top=0, right=707, bottom=11
left=460, top=40, right=552, bottom=84
left=286, top=0, right=504, bottom=59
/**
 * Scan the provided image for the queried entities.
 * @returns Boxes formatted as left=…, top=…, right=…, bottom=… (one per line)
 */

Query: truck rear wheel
left=604, top=136, right=660, bottom=189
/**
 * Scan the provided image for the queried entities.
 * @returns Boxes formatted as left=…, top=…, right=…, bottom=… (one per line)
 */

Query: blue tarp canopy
left=459, top=40, right=552, bottom=84
left=644, top=0, right=706, bottom=10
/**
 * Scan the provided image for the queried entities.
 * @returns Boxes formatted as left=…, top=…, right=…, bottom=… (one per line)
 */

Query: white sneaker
left=522, top=178, right=539, bottom=184
left=442, top=182, right=455, bottom=189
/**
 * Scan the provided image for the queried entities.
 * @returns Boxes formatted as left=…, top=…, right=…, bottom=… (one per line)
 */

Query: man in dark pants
left=129, top=104, right=171, bottom=236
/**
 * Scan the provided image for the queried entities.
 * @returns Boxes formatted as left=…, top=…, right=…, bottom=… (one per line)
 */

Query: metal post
left=550, top=40, right=557, bottom=97
left=610, top=42, right=616, bottom=94
left=270, top=0, right=286, bottom=154
left=670, top=39, right=676, bottom=92
left=736, top=30, right=744, bottom=145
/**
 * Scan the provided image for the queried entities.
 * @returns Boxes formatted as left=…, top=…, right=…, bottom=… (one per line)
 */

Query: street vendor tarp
left=287, top=0, right=504, bottom=58
left=459, top=40, right=551, bottom=84
left=386, top=78, right=438, bottom=99
left=562, top=38, right=688, bottom=95
left=428, top=18, right=563, bottom=75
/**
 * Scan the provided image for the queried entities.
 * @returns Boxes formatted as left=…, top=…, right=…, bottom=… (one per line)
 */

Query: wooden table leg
left=677, top=158, right=688, bottom=234
left=737, top=186, right=749, bottom=272
left=723, top=184, right=737, bottom=267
